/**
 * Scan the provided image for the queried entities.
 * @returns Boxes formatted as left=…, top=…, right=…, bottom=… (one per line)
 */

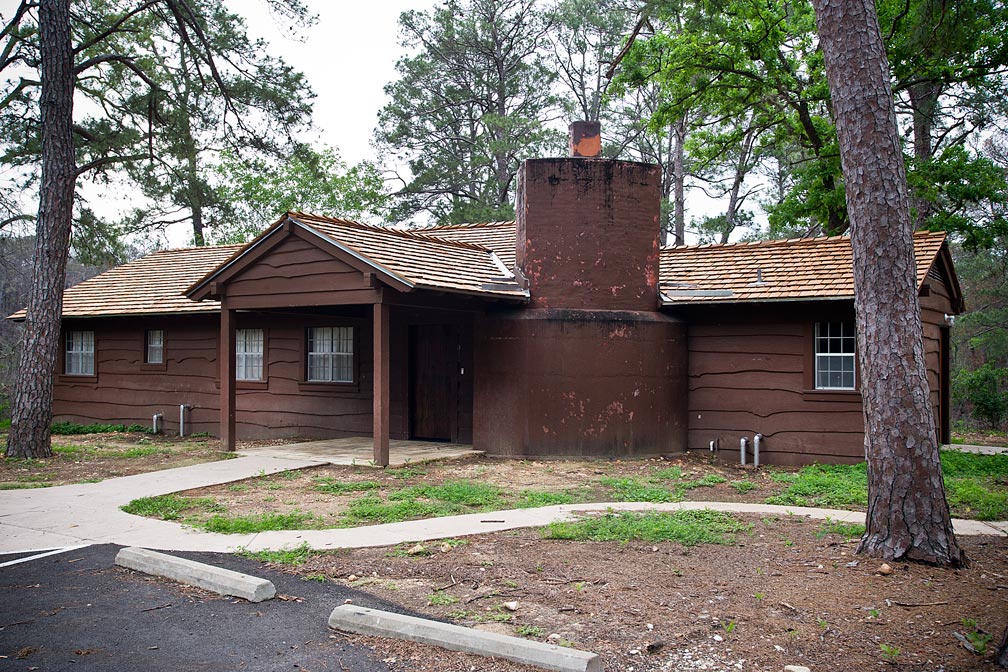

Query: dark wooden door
left=939, top=326, right=951, bottom=445
left=409, top=324, right=458, bottom=441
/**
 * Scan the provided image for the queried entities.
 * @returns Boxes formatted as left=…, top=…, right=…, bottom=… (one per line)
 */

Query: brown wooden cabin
left=16, top=135, right=962, bottom=467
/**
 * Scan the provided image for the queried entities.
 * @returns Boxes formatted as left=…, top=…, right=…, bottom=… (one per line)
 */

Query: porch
left=237, top=436, right=482, bottom=467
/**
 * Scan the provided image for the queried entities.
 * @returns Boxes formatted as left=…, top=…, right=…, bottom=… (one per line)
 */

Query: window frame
left=305, top=325, right=357, bottom=384
left=813, top=321, right=857, bottom=391
left=235, top=328, right=265, bottom=382
left=144, top=329, right=165, bottom=366
left=64, top=330, right=95, bottom=377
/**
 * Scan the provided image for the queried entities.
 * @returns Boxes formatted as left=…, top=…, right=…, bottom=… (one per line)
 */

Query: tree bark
left=672, top=115, right=686, bottom=246
left=810, top=0, right=963, bottom=565
left=908, top=79, right=940, bottom=229
left=5, top=0, right=76, bottom=459
left=996, top=624, right=1008, bottom=668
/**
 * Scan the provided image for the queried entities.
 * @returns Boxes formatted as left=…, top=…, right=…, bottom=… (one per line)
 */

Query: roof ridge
left=145, top=243, right=245, bottom=255
left=662, top=228, right=946, bottom=253
left=417, top=220, right=516, bottom=231
left=290, top=212, right=494, bottom=253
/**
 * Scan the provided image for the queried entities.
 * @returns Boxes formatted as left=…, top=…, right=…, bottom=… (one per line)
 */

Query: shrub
left=953, top=364, right=1008, bottom=430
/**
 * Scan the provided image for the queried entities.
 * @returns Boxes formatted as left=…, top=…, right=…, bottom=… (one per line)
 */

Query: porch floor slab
left=236, top=437, right=482, bottom=467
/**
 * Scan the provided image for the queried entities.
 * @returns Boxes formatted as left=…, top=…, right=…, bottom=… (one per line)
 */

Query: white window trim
left=65, top=330, right=95, bottom=376
left=814, top=321, right=857, bottom=391
left=235, top=328, right=264, bottom=381
left=307, top=326, right=355, bottom=383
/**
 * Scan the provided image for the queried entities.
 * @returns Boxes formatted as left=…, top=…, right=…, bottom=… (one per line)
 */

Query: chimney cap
left=569, top=120, right=601, bottom=158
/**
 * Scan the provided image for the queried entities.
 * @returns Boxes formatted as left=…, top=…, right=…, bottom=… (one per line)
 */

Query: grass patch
left=681, top=474, right=728, bottom=489
left=517, top=489, right=575, bottom=508
left=599, top=476, right=682, bottom=503
left=730, top=480, right=757, bottom=493
left=344, top=495, right=461, bottom=524
left=765, top=463, right=868, bottom=508
left=651, top=466, right=683, bottom=480
left=202, top=511, right=314, bottom=533
left=385, top=465, right=428, bottom=479
left=51, top=422, right=152, bottom=435
left=428, top=590, right=459, bottom=606
left=314, top=478, right=381, bottom=495
left=392, top=480, right=502, bottom=507
left=542, top=509, right=750, bottom=545
left=816, top=517, right=866, bottom=539
left=945, top=478, right=1008, bottom=521
left=236, top=542, right=315, bottom=565
left=765, top=452, right=1007, bottom=520
left=120, top=494, right=223, bottom=520
left=0, top=481, right=51, bottom=490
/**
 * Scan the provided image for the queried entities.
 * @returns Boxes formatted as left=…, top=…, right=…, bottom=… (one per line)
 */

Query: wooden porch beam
left=373, top=300, right=390, bottom=467
left=220, top=300, right=237, bottom=451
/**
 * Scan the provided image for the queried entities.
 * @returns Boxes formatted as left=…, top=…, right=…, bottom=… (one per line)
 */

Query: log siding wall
left=675, top=289, right=952, bottom=466
left=51, top=306, right=474, bottom=443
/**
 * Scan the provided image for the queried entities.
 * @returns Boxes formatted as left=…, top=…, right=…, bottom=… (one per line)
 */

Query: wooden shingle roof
left=292, top=214, right=525, bottom=298
left=416, top=221, right=517, bottom=271
left=9, top=245, right=242, bottom=320
left=659, top=230, right=948, bottom=305
left=185, top=213, right=527, bottom=302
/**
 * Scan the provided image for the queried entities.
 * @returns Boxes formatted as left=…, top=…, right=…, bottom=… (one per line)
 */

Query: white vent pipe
left=740, top=437, right=748, bottom=466
left=152, top=413, right=162, bottom=434
left=179, top=404, right=191, bottom=437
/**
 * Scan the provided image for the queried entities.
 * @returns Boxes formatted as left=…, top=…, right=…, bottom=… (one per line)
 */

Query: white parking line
left=0, top=544, right=91, bottom=568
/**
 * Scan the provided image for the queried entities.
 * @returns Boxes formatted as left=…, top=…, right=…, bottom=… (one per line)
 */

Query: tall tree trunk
left=5, top=0, right=76, bottom=459
left=672, top=116, right=686, bottom=246
left=908, top=80, right=940, bottom=229
left=811, top=0, right=964, bottom=565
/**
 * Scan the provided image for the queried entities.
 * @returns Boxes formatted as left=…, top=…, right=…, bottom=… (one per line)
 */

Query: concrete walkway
left=1, top=454, right=1005, bottom=555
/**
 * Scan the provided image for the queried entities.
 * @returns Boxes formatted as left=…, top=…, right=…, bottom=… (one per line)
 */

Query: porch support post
left=373, top=300, right=390, bottom=467
left=220, top=299, right=236, bottom=452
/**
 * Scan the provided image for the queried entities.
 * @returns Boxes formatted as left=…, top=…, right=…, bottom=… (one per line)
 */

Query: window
left=146, top=329, right=164, bottom=364
left=307, top=326, right=354, bottom=383
left=815, top=321, right=856, bottom=390
left=65, top=330, right=95, bottom=376
left=236, top=328, right=264, bottom=381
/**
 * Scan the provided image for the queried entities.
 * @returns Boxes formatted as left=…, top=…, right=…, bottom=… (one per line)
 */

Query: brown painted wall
left=475, top=308, right=687, bottom=457
left=52, top=305, right=474, bottom=443
left=516, top=158, right=661, bottom=311
left=675, top=294, right=953, bottom=466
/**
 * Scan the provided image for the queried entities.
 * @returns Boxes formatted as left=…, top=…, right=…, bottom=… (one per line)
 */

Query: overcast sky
left=234, top=0, right=432, bottom=167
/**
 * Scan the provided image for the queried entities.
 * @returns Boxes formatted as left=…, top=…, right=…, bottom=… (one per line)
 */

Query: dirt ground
left=0, top=432, right=286, bottom=488
left=269, top=517, right=1008, bottom=672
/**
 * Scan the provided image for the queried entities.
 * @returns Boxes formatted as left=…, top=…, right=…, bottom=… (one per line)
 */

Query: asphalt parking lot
left=0, top=544, right=402, bottom=671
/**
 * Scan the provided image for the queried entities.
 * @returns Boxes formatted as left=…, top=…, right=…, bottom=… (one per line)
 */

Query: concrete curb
left=329, top=604, right=601, bottom=672
left=114, top=546, right=276, bottom=602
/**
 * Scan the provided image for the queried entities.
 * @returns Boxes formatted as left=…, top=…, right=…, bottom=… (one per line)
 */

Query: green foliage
left=120, top=494, right=222, bottom=520
left=236, top=542, right=315, bottom=566
left=50, top=422, right=152, bottom=435
left=344, top=495, right=461, bottom=524
left=953, top=363, right=1008, bottom=429
left=879, top=643, right=900, bottom=663
left=391, top=480, right=502, bottom=507
left=961, top=618, right=994, bottom=654
left=517, top=490, right=575, bottom=508
left=213, top=146, right=388, bottom=243
left=374, top=0, right=560, bottom=224
left=599, top=476, right=682, bottom=503
left=764, top=463, right=869, bottom=508
left=816, top=518, right=866, bottom=539
left=202, top=511, right=315, bottom=534
left=766, top=453, right=1007, bottom=520
left=428, top=590, right=459, bottom=606
left=730, top=480, right=757, bottom=494
left=542, top=509, right=750, bottom=545
left=385, top=465, right=428, bottom=480
left=314, top=478, right=381, bottom=495
left=516, top=625, right=546, bottom=638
